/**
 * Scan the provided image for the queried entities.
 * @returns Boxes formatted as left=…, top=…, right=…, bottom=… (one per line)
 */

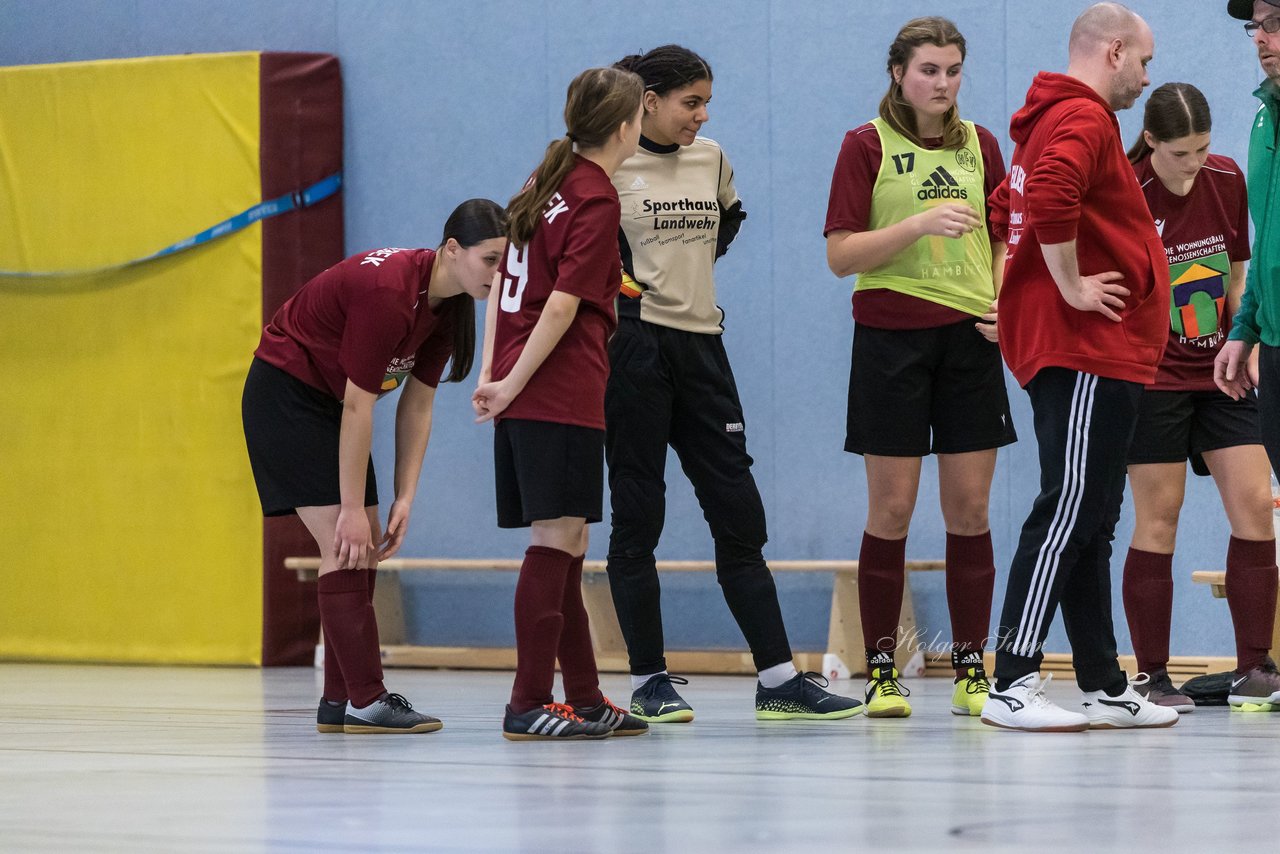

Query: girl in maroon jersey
left=243, top=198, right=507, bottom=734
left=472, top=67, right=650, bottom=740
left=1121, top=82, right=1280, bottom=711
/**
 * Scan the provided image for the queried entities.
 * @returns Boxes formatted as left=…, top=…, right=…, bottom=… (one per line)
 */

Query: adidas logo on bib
left=917, top=166, right=968, bottom=201
left=630, top=176, right=648, bottom=190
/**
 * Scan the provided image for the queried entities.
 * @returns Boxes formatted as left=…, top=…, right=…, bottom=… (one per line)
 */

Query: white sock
left=758, top=662, right=798, bottom=689
left=349, top=693, right=387, bottom=712
left=631, top=671, right=666, bottom=691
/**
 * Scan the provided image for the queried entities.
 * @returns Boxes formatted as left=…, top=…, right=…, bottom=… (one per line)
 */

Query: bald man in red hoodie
left=979, top=3, right=1180, bottom=733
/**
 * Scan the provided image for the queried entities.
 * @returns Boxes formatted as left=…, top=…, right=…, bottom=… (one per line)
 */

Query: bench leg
left=581, top=573, right=629, bottom=672
left=826, top=573, right=863, bottom=677
left=373, top=572, right=406, bottom=646
left=826, top=572, right=923, bottom=678
left=894, top=581, right=923, bottom=675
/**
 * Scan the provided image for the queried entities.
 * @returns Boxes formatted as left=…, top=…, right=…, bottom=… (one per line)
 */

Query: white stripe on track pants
left=994, top=367, right=1143, bottom=693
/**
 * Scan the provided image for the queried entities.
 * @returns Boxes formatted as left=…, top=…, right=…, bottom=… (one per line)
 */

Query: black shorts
left=241, top=358, right=378, bottom=516
left=845, top=319, right=1017, bottom=456
left=494, top=418, right=604, bottom=528
left=1127, top=388, right=1262, bottom=476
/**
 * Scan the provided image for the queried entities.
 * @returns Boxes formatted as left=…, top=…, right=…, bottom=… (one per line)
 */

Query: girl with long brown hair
left=473, top=66, right=651, bottom=740
left=242, top=198, right=507, bottom=734
left=1121, top=82, right=1279, bottom=712
left=824, top=17, right=1014, bottom=718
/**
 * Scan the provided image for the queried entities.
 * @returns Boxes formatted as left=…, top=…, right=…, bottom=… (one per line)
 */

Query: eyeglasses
left=1245, top=16, right=1280, bottom=36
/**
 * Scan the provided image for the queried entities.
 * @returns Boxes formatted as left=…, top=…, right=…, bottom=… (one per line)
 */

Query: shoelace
left=1102, top=673, right=1149, bottom=704
left=601, top=697, right=628, bottom=717
left=1023, top=673, right=1057, bottom=708
left=544, top=702, right=586, bottom=723
left=962, top=671, right=991, bottom=696
left=801, top=671, right=830, bottom=687
left=384, top=692, right=414, bottom=711
left=871, top=670, right=911, bottom=698
left=644, top=674, right=689, bottom=698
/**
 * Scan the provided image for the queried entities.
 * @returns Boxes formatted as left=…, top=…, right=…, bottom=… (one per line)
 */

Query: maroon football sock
left=558, top=554, right=604, bottom=709
left=1121, top=547, right=1174, bottom=675
left=319, top=568, right=377, bottom=702
left=859, top=532, right=906, bottom=657
left=1226, top=536, right=1278, bottom=674
left=317, top=570, right=386, bottom=707
left=945, top=531, right=996, bottom=676
left=320, top=622, right=347, bottom=702
left=510, top=546, right=573, bottom=713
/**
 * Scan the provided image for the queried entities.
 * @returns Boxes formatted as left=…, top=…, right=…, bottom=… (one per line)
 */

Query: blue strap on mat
left=0, top=172, right=342, bottom=278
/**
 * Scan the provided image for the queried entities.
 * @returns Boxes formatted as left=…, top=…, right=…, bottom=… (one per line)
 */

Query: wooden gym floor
left=1, top=662, right=1276, bottom=852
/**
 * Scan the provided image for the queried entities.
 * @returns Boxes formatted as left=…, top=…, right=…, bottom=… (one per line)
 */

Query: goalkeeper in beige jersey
left=606, top=44, right=862, bottom=724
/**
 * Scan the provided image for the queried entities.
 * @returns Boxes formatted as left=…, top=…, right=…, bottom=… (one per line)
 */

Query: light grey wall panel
left=3, top=0, right=1271, bottom=659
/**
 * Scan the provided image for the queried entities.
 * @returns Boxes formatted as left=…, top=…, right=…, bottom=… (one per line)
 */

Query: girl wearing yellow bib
left=823, top=17, right=1016, bottom=718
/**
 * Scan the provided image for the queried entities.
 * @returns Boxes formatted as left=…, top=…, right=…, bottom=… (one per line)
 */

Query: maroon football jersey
left=1133, top=154, right=1251, bottom=391
left=490, top=156, right=621, bottom=429
left=254, top=247, right=455, bottom=398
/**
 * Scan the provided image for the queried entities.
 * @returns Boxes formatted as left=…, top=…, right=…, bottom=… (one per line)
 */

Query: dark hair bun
left=613, top=45, right=711, bottom=95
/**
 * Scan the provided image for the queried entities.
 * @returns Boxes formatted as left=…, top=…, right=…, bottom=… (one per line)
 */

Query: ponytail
left=506, top=137, right=578, bottom=246
left=506, top=67, right=643, bottom=246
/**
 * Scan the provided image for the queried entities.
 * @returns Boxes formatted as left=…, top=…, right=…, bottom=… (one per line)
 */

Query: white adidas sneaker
left=1080, top=675, right=1179, bottom=729
left=981, top=672, right=1090, bottom=732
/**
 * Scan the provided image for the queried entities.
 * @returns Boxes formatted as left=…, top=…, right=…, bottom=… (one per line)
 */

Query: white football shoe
left=1080, top=674, right=1180, bottom=729
left=981, top=672, right=1090, bottom=733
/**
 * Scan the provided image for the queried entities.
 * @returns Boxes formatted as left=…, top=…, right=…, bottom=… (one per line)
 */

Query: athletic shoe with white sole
left=981, top=672, right=1089, bottom=732
left=864, top=659, right=912, bottom=718
left=317, top=698, right=346, bottom=733
left=1228, top=658, right=1280, bottom=712
left=502, top=703, right=612, bottom=741
left=1080, top=674, right=1179, bottom=729
left=1135, top=669, right=1196, bottom=714
left=574, top=697, right=649, bottom=736
left=630, top=674, right=695, bottom=723
left=755, top=671, right=864, bottom=720
left=344, top=693, right=443, bottom=734
left=951, top=665, right=991, bottom=717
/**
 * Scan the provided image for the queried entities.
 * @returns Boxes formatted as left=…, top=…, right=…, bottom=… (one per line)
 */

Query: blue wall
left=3, top=0, right=1271, bottom=659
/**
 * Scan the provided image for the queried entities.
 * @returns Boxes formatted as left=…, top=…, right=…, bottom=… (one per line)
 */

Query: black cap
left=1230, top=0, right=1280, bottom=21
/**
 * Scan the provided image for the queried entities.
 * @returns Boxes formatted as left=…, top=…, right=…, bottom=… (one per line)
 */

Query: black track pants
left=994, top=368, right=1142, bottom=692
left=605, top=317, right=793, bottom=675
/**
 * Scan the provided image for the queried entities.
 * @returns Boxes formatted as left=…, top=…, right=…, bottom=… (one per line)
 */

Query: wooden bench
left=1192, top=570, right=1280, bottom=662
left=284, top=557, right=944, bottom=677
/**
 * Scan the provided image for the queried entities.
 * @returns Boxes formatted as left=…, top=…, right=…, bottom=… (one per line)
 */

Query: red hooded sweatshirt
left=989, top=72, right=1169, bottom=387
